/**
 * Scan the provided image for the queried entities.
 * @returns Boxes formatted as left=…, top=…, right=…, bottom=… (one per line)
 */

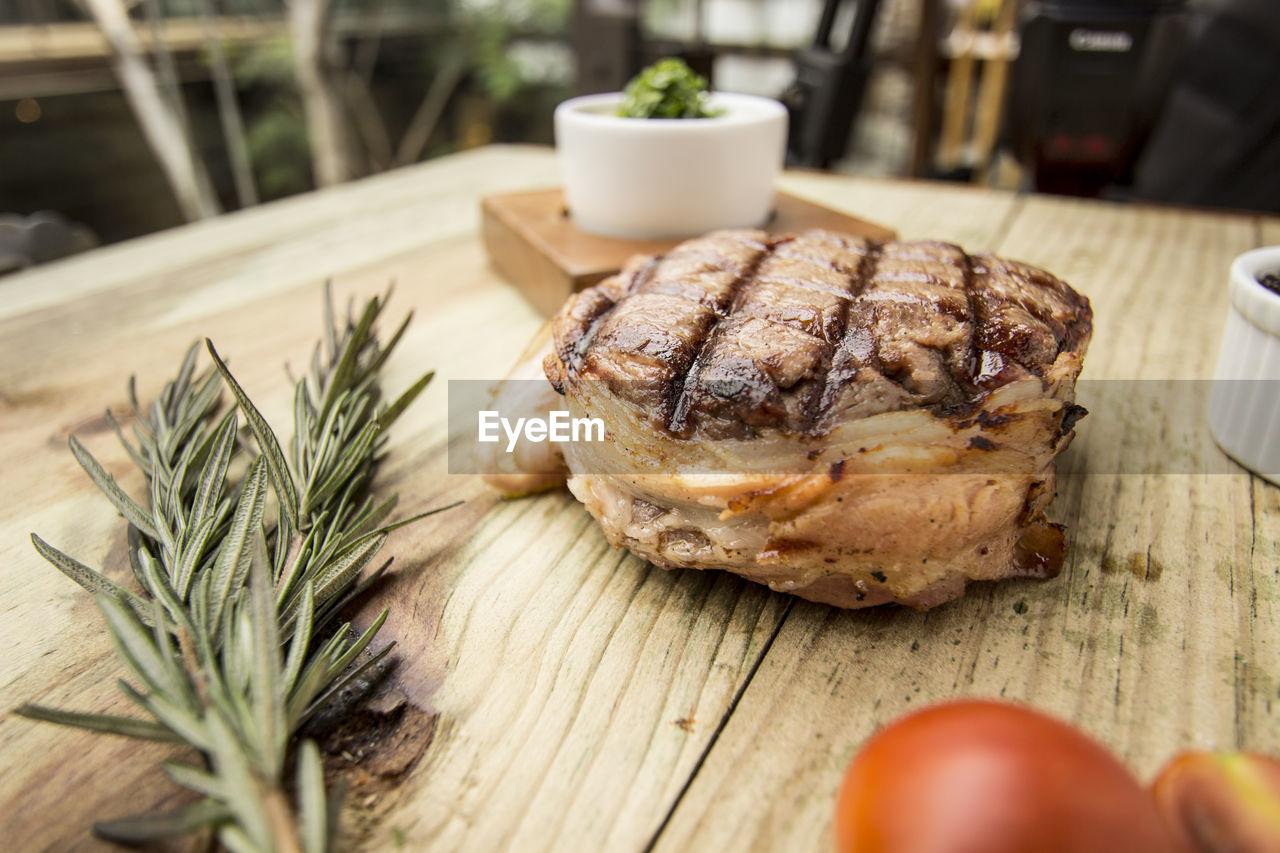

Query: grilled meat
left=491, top=228, right=1092, bottom=609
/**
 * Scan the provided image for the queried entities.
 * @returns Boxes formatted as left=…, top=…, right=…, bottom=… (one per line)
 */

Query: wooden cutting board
left=480, top=187, right=897, bottom=316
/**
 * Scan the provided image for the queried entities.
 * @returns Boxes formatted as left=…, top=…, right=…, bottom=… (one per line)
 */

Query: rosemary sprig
left=17, top=287, right=452, bottom=851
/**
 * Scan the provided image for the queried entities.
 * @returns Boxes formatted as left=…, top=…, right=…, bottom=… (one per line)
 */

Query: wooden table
left=2, top=145, right=1278, bottom=851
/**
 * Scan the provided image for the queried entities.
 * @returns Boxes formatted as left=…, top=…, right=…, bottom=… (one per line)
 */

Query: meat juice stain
left=1069, top=558, right=1166, bottom=646
left=1227, top=655, right=1280, bottom=704
left=1132, top=552, right=1164, bottom=581
left=1100, top=551, right=1164, bottom=581
left=1136, top=603, right=1165, bottom=644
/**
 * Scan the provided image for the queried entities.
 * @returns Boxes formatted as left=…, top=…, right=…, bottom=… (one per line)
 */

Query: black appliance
left=781, top=0, right=885, bottom=169
left=1007, top=0, right=1189, bottom=196
left=1133, top=0, right=1280, bottom=213
left=570, top=0, right=643, bottom=95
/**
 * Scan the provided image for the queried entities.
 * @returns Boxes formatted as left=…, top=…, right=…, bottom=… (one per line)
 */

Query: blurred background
left=1, top=0, right=1277, bottom=273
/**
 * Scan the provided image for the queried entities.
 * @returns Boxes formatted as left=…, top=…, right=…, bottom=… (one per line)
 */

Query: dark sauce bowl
left=1208, top=246, right=1280, bottom=484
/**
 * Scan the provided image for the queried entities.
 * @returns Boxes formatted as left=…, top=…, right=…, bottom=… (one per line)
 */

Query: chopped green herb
left=618, top=58, right=720, bottom=119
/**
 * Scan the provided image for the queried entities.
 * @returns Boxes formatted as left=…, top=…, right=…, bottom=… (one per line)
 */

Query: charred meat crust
left=545, top=230, right=1092, bottom=439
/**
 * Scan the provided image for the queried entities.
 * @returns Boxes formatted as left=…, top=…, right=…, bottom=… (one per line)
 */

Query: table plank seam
left=641, top=596, right=796, bottom=853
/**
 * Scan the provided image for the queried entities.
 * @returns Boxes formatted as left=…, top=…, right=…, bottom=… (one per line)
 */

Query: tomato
left=1151, top=751, right=1280, bottom=852
left=834, top=699, right=1186, bottom=853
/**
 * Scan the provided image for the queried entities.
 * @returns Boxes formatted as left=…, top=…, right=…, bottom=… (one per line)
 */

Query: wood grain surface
left=1, top=145, right=1277, bottom=852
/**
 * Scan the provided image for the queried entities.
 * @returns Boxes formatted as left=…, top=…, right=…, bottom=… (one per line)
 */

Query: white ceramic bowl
left=554, top=92, right=788, bottom=240
left=1208, top=245, right=1280, bottom=484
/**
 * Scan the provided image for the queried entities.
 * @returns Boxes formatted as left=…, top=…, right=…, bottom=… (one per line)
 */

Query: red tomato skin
left=834, top=700, right=1188, bottom=853
left=1151, top=751, right=1280, bottom=853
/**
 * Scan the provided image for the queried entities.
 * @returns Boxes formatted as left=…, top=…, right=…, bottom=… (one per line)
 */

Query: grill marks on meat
left=970, top=254, right=1092, bottom=385
left=672, top=231, right=875, bottom=435
left=821, top=241, right=974, bottom=431
left=547, top=230, right=1092, bottom=439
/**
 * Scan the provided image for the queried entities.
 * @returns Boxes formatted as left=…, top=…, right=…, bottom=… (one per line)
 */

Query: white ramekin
left=554, top=92, right=788, bottom=240
left=1208, top=245, right=1280, bottom=484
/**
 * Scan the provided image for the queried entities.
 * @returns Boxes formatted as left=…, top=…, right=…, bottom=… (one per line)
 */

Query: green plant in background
left=17, top=288, right=453, bottom=850
left=222, top=0, right=572, bottom=194
left=245, top=104, right=313, bottom=199
left=462, top=0, right=569, bottom=103
left=618, top=57, right=720, bottom=119
left=228, top=34, right=313, bottom=200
